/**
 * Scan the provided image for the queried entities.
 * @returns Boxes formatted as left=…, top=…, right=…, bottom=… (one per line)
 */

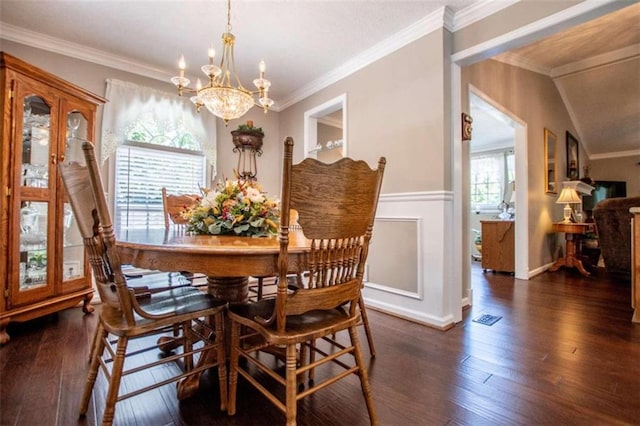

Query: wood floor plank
left=1, top=265, right=639, bottom=425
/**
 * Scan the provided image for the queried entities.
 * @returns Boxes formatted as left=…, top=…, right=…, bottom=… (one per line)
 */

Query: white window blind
left=115, top=144, right=205, bottom=230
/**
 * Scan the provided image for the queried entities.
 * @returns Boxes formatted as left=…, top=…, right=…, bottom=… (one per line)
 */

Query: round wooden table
left=116, top=228, right=310, bottom=304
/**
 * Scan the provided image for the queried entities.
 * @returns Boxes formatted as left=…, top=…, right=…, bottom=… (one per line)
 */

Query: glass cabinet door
left=61, top=110, right=89, bottom=285
left=12, top=92, right=55, bottom=304
left=21, top=96, right=51, bottom=189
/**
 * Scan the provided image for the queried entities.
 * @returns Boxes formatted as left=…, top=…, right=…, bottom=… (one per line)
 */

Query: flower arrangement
left=183, top=179, right=279, bottom=237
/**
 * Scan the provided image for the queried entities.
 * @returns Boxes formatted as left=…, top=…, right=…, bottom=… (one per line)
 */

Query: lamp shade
left=556, top=187, right=581, bottom=204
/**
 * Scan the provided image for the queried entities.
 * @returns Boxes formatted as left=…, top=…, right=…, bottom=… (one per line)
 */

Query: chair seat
left=229, top=299, right=357, bottom=345
left=100, top=286, right=226, bottom=337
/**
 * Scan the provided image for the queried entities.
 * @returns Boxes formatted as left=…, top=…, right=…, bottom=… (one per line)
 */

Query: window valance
left=101, top=78, right=217, bottom=168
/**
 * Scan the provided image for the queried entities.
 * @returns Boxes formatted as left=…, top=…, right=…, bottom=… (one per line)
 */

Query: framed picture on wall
left=566, top=131, right=579, bottom=180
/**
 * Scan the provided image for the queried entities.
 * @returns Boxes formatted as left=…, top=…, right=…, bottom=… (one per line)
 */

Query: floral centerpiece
left=183, top=179, right=279, bottom=237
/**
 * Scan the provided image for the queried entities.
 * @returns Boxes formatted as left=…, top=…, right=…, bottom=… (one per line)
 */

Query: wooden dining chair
left=227, top=137, right=385, bottom=425
left=161, top=187, right=208, bottom=286
left=161, top=187, right=200, bottom=228
left=59, top=141, right=228, bottom=426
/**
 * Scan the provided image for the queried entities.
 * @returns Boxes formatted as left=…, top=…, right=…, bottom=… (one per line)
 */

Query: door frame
left=449, top=1, right=625, bottom=315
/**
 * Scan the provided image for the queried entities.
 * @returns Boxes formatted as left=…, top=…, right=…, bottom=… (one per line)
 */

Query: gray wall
left=590, top=156, right=640, bottom=197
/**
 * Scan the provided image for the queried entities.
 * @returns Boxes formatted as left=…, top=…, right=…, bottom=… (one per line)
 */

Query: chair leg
left=87, top=322, right=102, bottom=363
left=285, top=344, right=298, bottom=426
left=257, top=277, right=264, bottom=300
left=214, top=313, right=228, bottom=412
left=183, top=321, right=194, bottom=373
left=228, top=320, right=240, bottom=416
left=80, top=323, right=106, bottom=416
left=358, top=295, right=376, bottom=357
left=102, top=336, right=129, bottom=426
left=308, top=339, right=316, bottom=386
left=348, top=325, right=378, bottom=425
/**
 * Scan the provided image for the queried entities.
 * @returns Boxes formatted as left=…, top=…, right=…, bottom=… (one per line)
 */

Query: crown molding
left=452, top=0, right=519, bottom=31
left=551, top=43, right=640, bottom=79
left=589, top=149, right=640, bottom=160
left=277, top=7, right=447, bottom=110
left=0, top=22, right=170, bottom=82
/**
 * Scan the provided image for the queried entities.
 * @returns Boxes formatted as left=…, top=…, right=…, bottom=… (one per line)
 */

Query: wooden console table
left=480, top=220, right=515, bottom=273
left=549, top=222, right=594, bottom=277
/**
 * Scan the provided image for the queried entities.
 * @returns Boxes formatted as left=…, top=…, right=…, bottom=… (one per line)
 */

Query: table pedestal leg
left=207, top=276, right=249, bottom=304
left=549, top=234, right=590, bottom=277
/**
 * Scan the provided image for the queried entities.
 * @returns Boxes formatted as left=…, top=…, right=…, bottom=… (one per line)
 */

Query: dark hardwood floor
left=1, top=265, right=639, bottom=425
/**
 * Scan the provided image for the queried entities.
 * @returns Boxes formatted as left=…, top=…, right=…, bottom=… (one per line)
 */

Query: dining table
left=116, top=227, right=311, bottom=398
left=116, top=227, right=310, bottom=304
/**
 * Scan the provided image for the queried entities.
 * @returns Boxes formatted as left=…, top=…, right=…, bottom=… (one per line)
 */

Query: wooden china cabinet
left=0, top=52, right=106, bottom=343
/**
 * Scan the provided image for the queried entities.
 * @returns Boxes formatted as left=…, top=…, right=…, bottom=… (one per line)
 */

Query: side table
left=549, top=222, right=594, bottom=277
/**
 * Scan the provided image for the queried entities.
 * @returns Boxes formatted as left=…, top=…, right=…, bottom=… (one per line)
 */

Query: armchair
left=593, top=196, right=640, bottom=280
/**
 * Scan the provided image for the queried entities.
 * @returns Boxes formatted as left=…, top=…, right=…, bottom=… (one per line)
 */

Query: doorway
left=467, top=87, right=528, bottom=292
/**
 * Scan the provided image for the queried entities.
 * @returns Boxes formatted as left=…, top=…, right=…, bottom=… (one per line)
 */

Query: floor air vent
left=472, top=313, right=502, bottom=326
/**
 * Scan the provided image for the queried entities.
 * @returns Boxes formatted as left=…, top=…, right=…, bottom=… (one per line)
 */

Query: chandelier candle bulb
left=178, top=55, right=186, bottom=78
left=208, top=45, right=215, bottom=64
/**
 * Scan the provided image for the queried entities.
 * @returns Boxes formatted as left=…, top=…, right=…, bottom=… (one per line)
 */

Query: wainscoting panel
left=367, top=217, right=421, bottom=296
left=363, top=191, right=457, bottom=330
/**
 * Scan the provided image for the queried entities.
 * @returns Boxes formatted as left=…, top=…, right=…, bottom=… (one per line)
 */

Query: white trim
left=365, top=193, right=455, bottom=328
left=363, top=298, right=456, bottom=330
left=0, top=23, right=170, bottom=82
left=452, top=0, right=520, bottom=31
left=529, top=262, right=554, bottom=278
left=451, top=63, right=465, bottom=323
left=590, top=149, right=640, bottom=160
left=551, top=43, right=640, bottom=79
left=451, top=0, right=628, bottom=66
left=303, top=94, right=347, bottom=159
left=467, top=84, right=529, bottom=281
left=380, top=191, right=453, bottom=203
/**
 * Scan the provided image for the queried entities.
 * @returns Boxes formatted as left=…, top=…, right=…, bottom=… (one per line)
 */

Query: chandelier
left=171, top=0, right=274, bottom=124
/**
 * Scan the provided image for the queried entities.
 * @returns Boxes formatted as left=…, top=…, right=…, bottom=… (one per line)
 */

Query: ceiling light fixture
left=171, top=0, right=274, bottom=124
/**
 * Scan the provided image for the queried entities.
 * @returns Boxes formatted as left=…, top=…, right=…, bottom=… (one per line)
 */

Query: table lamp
left=556, top=187, right=581, bottom=223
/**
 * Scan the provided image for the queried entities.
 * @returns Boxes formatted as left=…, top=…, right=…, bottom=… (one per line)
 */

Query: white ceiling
left=1, top=1, right=638, bottom=157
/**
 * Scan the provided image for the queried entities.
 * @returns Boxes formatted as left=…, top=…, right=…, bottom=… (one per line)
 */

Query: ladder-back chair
left=59, top=141, right=228, bottom=426
left=228, top=137, right=385, bottom=425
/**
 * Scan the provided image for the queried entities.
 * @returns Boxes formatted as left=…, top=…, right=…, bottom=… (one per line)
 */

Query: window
left=470, top=149, right=514, bottom=210
left=101, top=79, right=216, bottom=231
left=114, top=143, right=205, bottom=230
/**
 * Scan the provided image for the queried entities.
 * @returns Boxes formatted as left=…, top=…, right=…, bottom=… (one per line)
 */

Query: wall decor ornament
left=566, top=131, right=580, bottom=180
